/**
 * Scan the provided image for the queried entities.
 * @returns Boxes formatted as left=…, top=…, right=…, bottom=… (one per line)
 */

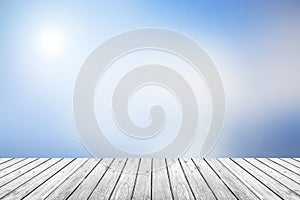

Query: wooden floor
left=0, top=158, right=299, bottom=199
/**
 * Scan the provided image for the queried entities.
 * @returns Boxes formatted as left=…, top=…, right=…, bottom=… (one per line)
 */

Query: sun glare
left=38, top=29, right=65, bottom=56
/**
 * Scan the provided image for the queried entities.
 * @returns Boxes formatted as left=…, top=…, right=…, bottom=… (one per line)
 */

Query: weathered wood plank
left=0, top=158, right=25, bottom=171
left=256, top=158, right=300, bottom=184
left=232, top=158, right=300, bottom=200
left=89, top=158, right=127, bottom=200
left=132, top=158, right=151, bottom=200
left=68, top=158, right=114, bottom=200
left=0, top=158, right=62, bottom=199
left=193, top=158, right=237, bottom=199
left=219, top=158, right=281, bottom=199
left=44, top=158, right=100, bottom=199
left=152, top=158, right=172, bottom=200
left=0, top=158, right=37, bottom=179
left=21, top=159, right=86, bottom=200
left=0, top=158, right=50, bottom=188
left=269, top=158, right=300, bottom=175
left=179, top=158, right=215, bottom=199
left=110, top=158, right=140, bottom=200
left=0, top=158, right=13, bottom=166
left=245, top=158, right=300, bottom=195
left=206, top=158, right=259, bottom=200
left=166, top=158, right=195, bottom=199
left=2, top=159, right=75, bottom=200
left=281, top=158, right=300, bottom=168
left=0, top=158, right=299, bottom=199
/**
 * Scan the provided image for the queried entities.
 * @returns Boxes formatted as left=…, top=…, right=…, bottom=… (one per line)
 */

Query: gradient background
left=1, top=0, right=299, bottom=157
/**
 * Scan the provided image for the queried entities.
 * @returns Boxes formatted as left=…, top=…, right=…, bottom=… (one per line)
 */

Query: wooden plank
left=68, top=158, right=114, bottom=200
left=245, top=158, right=300, bottom=195
left=0, top=158, right=25, bottom=171
left=0, top=158, right=37, bottom=179
left=293, top=158, right=300, bottom=162
left=166, top=158, right=194, bottom=199
left=152, top=158, right=172, bottom=200
left=24, top=159, right=88, bottom=200
left=281, top=158, right=300, bottom=168
left=206, top=158, right=258, bottom=200
left=269, top=158, right=300, bottom=175
left=0, top=158, right=50, bottom=187
left=89, top=158, right=127, bottom=200
left=1, top=158, right=73, bottom=200
left=0, top=158, right=299, bottom=199
left=179, top=158, right=215, bottom=200
left=0, top=158, right=62, bottom=199
left=132, top=158, right=151, bottom=200
left=256, top=158, right=300, bottom=184
left=193, top=158, right=237, bottom=199
left=219, top=158, right=281, bottom=199
left=232, top=158, right=300, bottom=200
left=44, top=159, right=99, bottom=199
left=110, top=158, right=140, bottom=200
left=0, top=158, right=13, bottom=166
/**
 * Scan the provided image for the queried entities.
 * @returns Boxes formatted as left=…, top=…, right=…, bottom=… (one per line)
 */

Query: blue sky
left=0, top=0, right=299, bottom=157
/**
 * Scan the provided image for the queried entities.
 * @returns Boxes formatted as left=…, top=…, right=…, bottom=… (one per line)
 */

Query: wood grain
left=0, top=158, right=299, bottom=199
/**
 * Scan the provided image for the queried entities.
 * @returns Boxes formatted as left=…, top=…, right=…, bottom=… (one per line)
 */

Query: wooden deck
left=0, top=158, right=299, bottom=199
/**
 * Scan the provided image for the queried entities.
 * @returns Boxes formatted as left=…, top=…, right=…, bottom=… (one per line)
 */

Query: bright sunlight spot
left=38, top=28, right=65, bottom=56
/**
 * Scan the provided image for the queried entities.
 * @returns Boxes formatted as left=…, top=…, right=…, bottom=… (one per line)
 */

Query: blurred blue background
left=0, top=0, right=299, bottom=157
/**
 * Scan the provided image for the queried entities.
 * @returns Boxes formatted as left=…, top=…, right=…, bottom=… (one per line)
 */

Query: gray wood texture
left=0, top=158, right=299, bottom=199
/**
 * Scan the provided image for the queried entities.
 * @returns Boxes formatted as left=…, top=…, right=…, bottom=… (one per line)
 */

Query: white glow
left=38, top=28, right=65, bottom=56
